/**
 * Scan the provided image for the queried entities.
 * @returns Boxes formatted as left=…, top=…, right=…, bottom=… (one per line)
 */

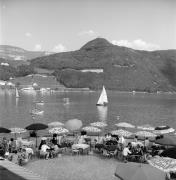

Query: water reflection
left=97, top=106, right=108, bottom=123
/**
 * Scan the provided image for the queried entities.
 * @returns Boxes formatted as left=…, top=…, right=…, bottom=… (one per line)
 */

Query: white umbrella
left=48, top=121, right=64, bottom=127
left=90, top=121, right=107, bottom=128
left=111, top=129, right=133, bottom=137
left=115, top=122, right=135, bottom=128
left=49, top=127, right=69, bottom=135
left=137, top=124, right=155, bottom=131
left=10, top=127, right=27, bottom=134
left=10, top=127, right=27, bottom=139
left=135, top=131, right=156, bottom=138
left=148, top=156, right=176, bottom=173
left=65, top=119, right=83, bottom=131
left=82, top=126, right=101, bottom=133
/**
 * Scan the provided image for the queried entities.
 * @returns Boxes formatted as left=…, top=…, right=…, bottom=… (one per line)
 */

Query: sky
left=0, top=0, right=176, bottom=52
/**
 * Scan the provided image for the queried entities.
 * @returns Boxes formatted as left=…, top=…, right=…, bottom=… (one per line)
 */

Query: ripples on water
left=0, top=89, right=176, bottom=133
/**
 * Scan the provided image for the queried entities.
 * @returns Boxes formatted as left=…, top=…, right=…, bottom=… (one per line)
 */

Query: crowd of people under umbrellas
left=0, top=130, right=170, bottom=164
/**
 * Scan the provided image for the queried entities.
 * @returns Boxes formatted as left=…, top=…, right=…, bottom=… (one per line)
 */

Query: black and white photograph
left=0, top=0, right=176, bottom=179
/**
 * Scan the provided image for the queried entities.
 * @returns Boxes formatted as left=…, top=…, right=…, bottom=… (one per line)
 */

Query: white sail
left=96, top=86, right=108, bottom=106
left=16, top=88, right=20, bottom=98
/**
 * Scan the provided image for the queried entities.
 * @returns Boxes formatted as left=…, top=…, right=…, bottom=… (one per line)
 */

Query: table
left=72, top=144, right=90, bottom=154
left=72, top=144, right=90, bottom=150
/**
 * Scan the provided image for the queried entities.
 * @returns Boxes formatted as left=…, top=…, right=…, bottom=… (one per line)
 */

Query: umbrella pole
left=36, top=136, right=37, bottom=148
left=35, top=131, right=38, bottom=148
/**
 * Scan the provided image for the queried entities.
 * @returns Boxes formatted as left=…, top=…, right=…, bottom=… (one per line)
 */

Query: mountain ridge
left=29, top=38, right=176, bottom=92
left=0, top=45, right=52, bottom=61
left=1, top=38, right=176, bottom=92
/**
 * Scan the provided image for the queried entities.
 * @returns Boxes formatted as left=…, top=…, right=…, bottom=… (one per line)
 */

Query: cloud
left=78, top=30, right=96, bottom=36
left=112, top=39, right=160, bottom=51
left=34, top=44, right=42, bottom=51
left=52, top=44, right=66, bottom=52
left=25, top=32, right=32, bottom=37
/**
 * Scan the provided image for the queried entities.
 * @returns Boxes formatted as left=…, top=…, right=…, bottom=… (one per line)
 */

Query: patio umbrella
left=49, top=127, right=69, bottom=135
left=90, top=121, right=107, bottom=128
left=65, top=119, right=83, bottom=131
left=82, top=126, right=101, bottom=133
left=25, top=123, right=48, bottom=131
left=135, top=131, right=157, bottom=138
left=155, top=135, right=176, bottom=146
left=160, top=147, right=176, bottom=159
left=137, top=124, right=155, bottom=131
left=0, top=127, right=11, bottom=133
left=115, top=122, right=135, bottom=128
left=10, top=127, right=27, bottom=139
left=154, top=126, right=175, bottom=134
left=148, top=156, right=176, bottom=173
left=115, top=162, right=166, bottom=180
left=111, top=129, right=133, bottom=137
left=25, top=123, right=48, bottom=147
left=48, top=121, right=64, bottom=127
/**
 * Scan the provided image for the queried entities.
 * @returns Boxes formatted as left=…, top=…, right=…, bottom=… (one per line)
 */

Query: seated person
left=0, top=144, right=5, bottom=157
left=23, top=146, right=34, bottom=159
left=105, top=133, right=112, bottom=141
left=8, top=138, right=16, bottom=153
left=48, top=143, right=59, bottom=157
left=38, top=140, right=46, bottom=150
left=78, top=135, right=86, bottom=144
left=122, top=145, right=131, bottom=162
left=18, top=148, right=29, bottom=166
left=9, top=150, right=19, bottom=165
left=40, top=142, right=50, bottom=159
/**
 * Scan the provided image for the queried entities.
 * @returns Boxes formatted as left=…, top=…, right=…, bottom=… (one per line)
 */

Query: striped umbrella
left=90, top=121, right=107, bottom=128
left=135, top=131, right=157, bottom=138
left=154, top=126, right=175, bottom=134
left=115, top=122, right=135, bottom=128
left=10, top=127, right=27, bottom=134
left=148, top=156, right=176, bottom=173
left=137, top=124, right=155, bottom=131
left=48, top=121, right=64, bottom=127
left=111, top=129, right=133, bottom=137
left=10, top=127, right=27, bottom=139
left=49, top=127, right=69, bottom=135
left=82, top=126, right=101, bottom=133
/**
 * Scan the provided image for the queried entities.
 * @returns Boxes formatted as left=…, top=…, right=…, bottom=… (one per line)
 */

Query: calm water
left=0, top=89, right=176, bottom=132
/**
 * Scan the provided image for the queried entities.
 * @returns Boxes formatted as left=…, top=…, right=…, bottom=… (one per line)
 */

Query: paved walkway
left=0, top=159, right=47, bottom=180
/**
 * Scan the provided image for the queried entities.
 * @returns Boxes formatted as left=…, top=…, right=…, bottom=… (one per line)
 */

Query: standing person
left=2, top=137, right=8, bottom=153
left=8, top=138, right=16, bottom=153
left=51, top=134, right=57, bottom=145
left=119, top=135, right=126, bottom=146
left=144, top=137, right=150, bottom=152
left=122, top=144, right=131, bottom=163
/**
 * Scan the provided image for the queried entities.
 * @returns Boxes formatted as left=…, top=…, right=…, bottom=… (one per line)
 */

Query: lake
left=0, top=89, right=176, bottom=133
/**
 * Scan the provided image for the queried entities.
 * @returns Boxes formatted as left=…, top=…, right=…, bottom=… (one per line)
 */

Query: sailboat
left=15, top=88, right=20, bottom=98
left=96, top=86, right=108, bottom=106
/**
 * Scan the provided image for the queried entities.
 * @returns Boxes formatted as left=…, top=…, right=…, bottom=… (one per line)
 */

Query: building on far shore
left=80, top=69, right=103, bottom=73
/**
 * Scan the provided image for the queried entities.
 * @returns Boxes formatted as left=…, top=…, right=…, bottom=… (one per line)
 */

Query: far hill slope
left=30, top=38, right=176, bottom=92
left=0, top=45, right=52, bottom=61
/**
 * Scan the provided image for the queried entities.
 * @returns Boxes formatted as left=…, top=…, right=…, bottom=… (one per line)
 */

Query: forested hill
left=30, top=38, right=176, bottom=91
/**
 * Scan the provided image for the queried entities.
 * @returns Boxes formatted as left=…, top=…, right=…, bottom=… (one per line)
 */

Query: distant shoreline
left=1, top=85, right=176, bottom=95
